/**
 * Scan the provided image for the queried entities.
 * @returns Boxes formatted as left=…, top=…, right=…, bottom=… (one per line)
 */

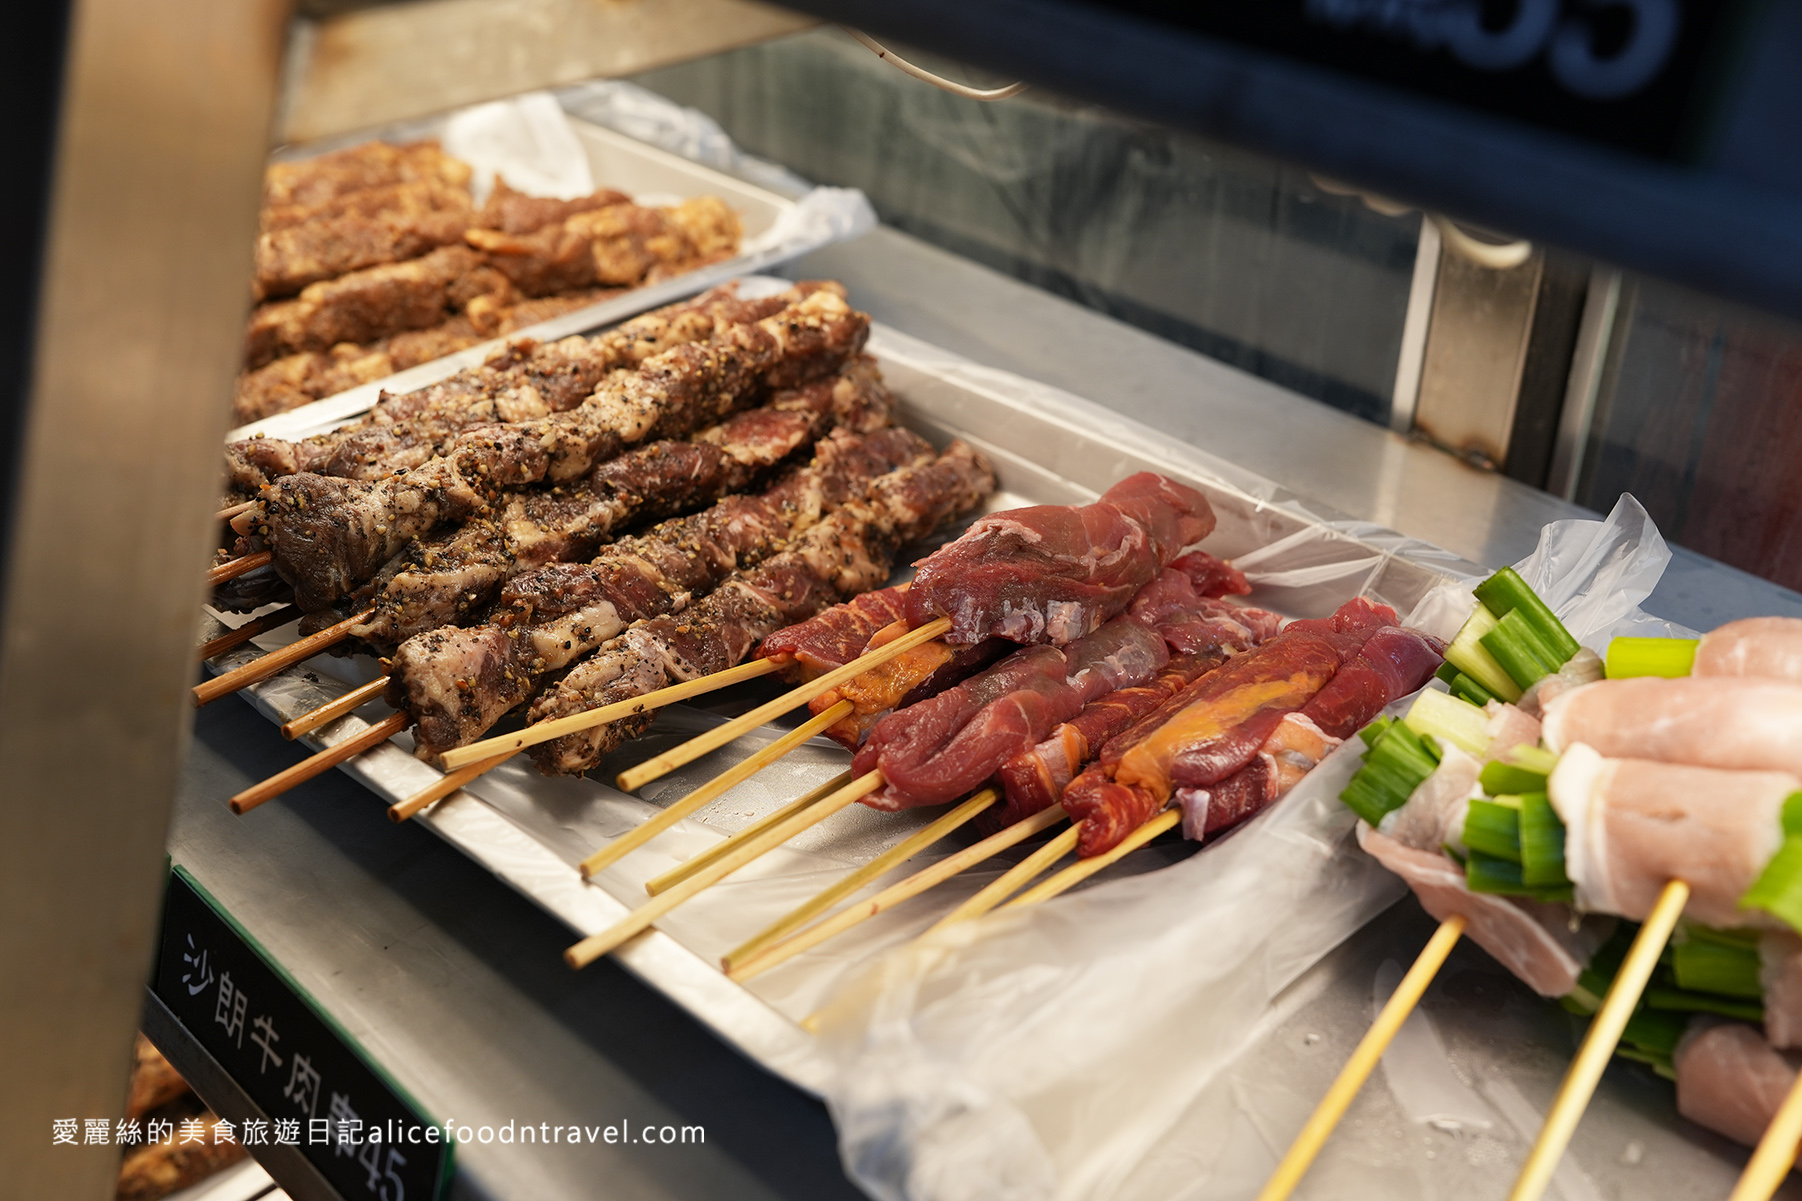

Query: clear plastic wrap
left=809, top=493, right=1676, bottom=1201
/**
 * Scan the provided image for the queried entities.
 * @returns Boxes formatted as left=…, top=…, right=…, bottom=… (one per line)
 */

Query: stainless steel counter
left=159, top=223, right=1802, bottom=1201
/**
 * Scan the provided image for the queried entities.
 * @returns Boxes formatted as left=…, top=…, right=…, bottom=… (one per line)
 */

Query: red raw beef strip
left=904, top=472, right=1215, bottom=646
left=1170, top=550, right=1250, bottom=597
left=759, top=584, right=910, bottom=678
left=857, top=615, right=1169, bottom=811
left=1300, top=624, right=1447, bottom=738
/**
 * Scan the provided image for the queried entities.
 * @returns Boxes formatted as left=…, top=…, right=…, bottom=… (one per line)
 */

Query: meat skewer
left=1271, top=596, right=1802, bottom=1201
left=206, top=551, right=272, bottom=586
left=234, top=427, right=941, bottom=810
left=224, top=281, right=813, bottom=494
left=613, top=472, right=1219, bottom=793
left=196, top=604, right=302, bottom=661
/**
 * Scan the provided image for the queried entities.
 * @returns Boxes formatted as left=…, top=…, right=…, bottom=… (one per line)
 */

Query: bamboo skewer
left=231, top=712, right=409, bottom=814
left=196, top=604, right=302, bottom=661
left=923, top=824, right=1081, bottom=935
left=193, top=608, right=375, bottom=707
left=723, top=788, right=1000, bottom=971
left=616, top=617, right=954, bottom=793
left=1728, top=1069, right=1802, bottom=1201
left=727, top=803, right=1069, bottom=982
left=206, top=550, right=273, bottom=586
left=1255, top=915, right=1469, bottom=1201
left=282, top=676, right=388, bottom=740
left=564, top=770, right=886, bottom=968
left=390, top=752, right=511, bottom=823
left=578, top=701, right=853, bottom=880
left=1507, top=879, right=1691, bottom=1201
left=1004, top=807, right=1182, bottom=910
left=644, top=770, right=853, bottom=896
left=216, top=499, right=258, bottom=522
left=436, top=658, right=782, bottom=771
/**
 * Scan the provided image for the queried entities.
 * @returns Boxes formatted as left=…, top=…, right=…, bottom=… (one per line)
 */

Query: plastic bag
left=441, top=91, right=595, bottom=202
left=812, top=495, right=1677, bottom=1201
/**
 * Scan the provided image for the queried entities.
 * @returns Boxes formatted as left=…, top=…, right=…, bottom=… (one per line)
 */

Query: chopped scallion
left=1670, top=936, right=1763, bottom=999
left=1444, top=604, right=1523, bottom=702
left=1473, top=566, right=1581, bottom=662
left=1481, top=760, right=1548, bottom=797
left=1604, top=636, right=1699, bottom=680
left=1742, top=833, right=1802, bottom=934
left=1480, top=608, right=1561, bottom=690
left=1518, top=792, right=1570, bottom=889
left=1643, top=987, right=1764, bottom=1023
left=1404, top=689, right=1493, bottom=757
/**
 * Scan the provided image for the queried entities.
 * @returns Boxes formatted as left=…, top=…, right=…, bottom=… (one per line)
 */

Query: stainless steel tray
left=231, top=116, right=861, bottom=442
left=202, top=304, right=1479, bottom=1098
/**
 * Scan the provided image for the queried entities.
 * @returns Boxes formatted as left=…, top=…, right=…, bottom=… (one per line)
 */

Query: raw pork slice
left=1541, top=676, right=1802, bottom=777
left=1694, top=616, right=1802, bottom=684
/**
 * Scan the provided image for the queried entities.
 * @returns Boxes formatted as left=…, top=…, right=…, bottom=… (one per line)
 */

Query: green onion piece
left=1480, top=608, right=1561, bottom=690
left=1505, top=746, right=1560, bottom=776
left=1518, top=792, right=1570, bottom=888
left=1404, top=689, right=1493, bottom=757
left=1643, top=987, right=1765, bottom=1023
left=1339, top=721, right=1443, bottom=826
left=1448, top=672, right=1495, bottom=707
left=1463, top=800, right=1523, bottom=862
left=1481, top=759, right=1548, bottom=797
left=1612, top=1044, right=1677, bottom=1080
left=1445, top=604, right=1523, bottom=702
left=1435, top=661, right=1461, bottom=685
left=1473, top=566, right=1582, bottom=662
left=1741, top=834, right=1802, bottom=933
left=1783, top=791, right=1802, bottom=837
left=1466, top=851, right=1527, bottom=894
left=1605, top=636, right=1699, bottom=679
left=1670, top=936, right=1763, bottom=999
left=1358, top=715, right=1394, bottom=750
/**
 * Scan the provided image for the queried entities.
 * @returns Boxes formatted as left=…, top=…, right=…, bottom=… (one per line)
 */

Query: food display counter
left=147, top=220, right=1802, bottom=1201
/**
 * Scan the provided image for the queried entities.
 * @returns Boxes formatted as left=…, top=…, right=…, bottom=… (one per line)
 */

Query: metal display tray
left=231, top=115, right=852, bottom=443
left=202, top=304, right=1481, bottom=1098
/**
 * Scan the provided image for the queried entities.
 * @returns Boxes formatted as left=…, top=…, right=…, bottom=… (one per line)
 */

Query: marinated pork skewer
left=206, top=551, right=272, bottom=586
left=262, top=287, right=868, bottom=613
left=197, top=604, right=303, bottom=661
left=235, top=429, right=943, bottom=810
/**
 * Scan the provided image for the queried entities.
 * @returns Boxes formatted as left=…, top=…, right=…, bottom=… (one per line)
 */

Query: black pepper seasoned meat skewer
left=390, top=425, right=937, bottom=759
left=263, top=287, right=869, bottom=612
left=524, top=440, right=996, bottom=777
left=344, top=356, right=895, bottom=648
left=224, top=281, right=824, bottom=493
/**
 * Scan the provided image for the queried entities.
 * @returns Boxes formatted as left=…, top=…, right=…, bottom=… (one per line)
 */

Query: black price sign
left=1099, top=0, right=1755, bottom=161
left=153, top=867, right=452, bottom=1201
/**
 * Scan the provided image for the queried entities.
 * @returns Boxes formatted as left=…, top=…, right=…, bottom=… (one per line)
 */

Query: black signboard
left=1080, top=0, right=1755, bottom=162
left=153, top=867, right=452, bottom=1201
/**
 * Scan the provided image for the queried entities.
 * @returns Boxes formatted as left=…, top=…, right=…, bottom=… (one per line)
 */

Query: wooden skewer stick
left=206, top=550, right=273, bottom=586
left=1004, top=807, right=1182, bottom=910
left=616, top=617, right=954, bottom=793
left=437, top=658, right=781, bottom=771
left=728, top=803, right=1069, bottom=983
left=723, top=788, right=1000, bottom=971
left=579, top=701, right=853, bottom=881
left=1727, top=1066, right=1802, bottom=1201
left=923, top=824, right=1081, bottom=935
left=644, top=770, right=853, bottom=896
left=230, top=712, right=408, bottom=814
left=193, top=608, right=374, bottom=707
left=564, top=770, right=885, bottom=969
left=389, top=752, right=512, bottom=823
left=1507, top=879, right=1690, bottom=1201
left=216, top=499, right=258, bottom=522
left=1254, top=914, right=1468, bottom=1201
left=282, top=676, right=388, bottom=740
left=196, top=604, right=302, bottom=661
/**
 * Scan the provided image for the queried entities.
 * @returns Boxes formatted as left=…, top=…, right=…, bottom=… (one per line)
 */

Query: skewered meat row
left=227, top=281, right=816, bottom=491
left=348, top=357, right=895, bottom=649
left=255, top=179, right=631, bottom=301
left=263, top=140, right=472, bottom=210
left=233, top=285, right=628, bottom=426
left=263, top=287, right=868, bottom=611
left=244, top=197, right=738, bottom=369
left=904, top=472, right=1216, bottom=646
left=391, top=426, right=938, bottom=758
left=526, top=441, right=997, bottom=775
